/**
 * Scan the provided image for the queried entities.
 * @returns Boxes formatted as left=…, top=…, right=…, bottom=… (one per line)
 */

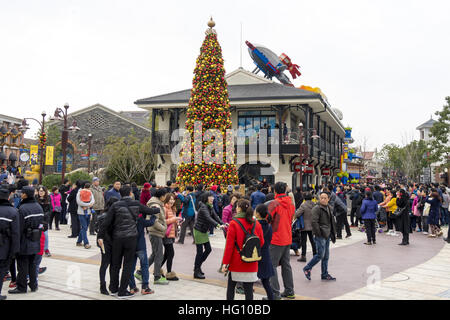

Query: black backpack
left=233, top=218, right=262, bottom=263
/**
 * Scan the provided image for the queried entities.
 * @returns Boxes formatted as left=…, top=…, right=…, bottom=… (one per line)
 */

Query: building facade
left=46, top=104, right=151, bottom=173
left=135, top=68, right=347, bottom=189
left=416, top=118, right=440, bottom=183
left=0, top=114, right=25, bottom=169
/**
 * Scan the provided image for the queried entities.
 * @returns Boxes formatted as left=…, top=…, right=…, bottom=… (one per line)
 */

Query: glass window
left=253, top=117, right=260, bottom=132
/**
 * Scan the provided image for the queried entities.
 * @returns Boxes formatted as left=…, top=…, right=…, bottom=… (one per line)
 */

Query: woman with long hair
left=161, top=193, right=182, bottom=281
left=49, top=186, right=62, bottom=231
left=97, top=196, right=119, bottom=295
left=426, top=189, right=443, bottom=238
left=193, top=191, right=225, bottom=279
left=36, top=186, right=51, bottom=257
left=221, top=193, right=241, bottom=238
left=221, top=199, right=264, bottom=300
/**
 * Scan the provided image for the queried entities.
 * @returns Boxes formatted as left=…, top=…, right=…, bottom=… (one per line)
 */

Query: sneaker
left=68, top=235, right=77, bottom=238
left=76, top=242, right=83, bottom=246
left=423, top=231, right=428, bottom=235
left=297, top=256, right=306, bottom=262
left=117, top=291, right=135, bottom=299
left=209, top=233, right=215, bottom=237
left=303, top=267, right=311, bottom=281
left=336, top=236, right=342, bottom=240
left=154, top=277, right=169, bottom=285
left=130, top=287, right=139, bottom=294
left=110, top=291, right=118, bottom=296
left=345, top=234, right=352, bottom=238
left=281, top=292, right=296, bottom=299
left=134, top=272, right=143, bottom=282
left=364, top=242, right=372, bottom=245
left=9, top=281, right=16, bottom=288
left=30, top=286, right=38, bottom=292
left=84, top=244, right=91, bottom=249
left=321, top=274, right=336, bottom=281
left=38, top=267, right=47, bottom=274
left=8, top=288, right=26, bottom=294
left=235, top=287, right=245, bottom=295
left=141, top=287, right=155, bottom=295
left=262, top=295, right=282, bottom=300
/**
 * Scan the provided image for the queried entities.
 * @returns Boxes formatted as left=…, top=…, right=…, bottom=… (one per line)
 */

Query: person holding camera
left=8, top=186, right=44, bottom=294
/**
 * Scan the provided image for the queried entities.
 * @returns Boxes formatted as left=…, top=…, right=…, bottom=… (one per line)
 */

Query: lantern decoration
left=176, top=19, right=238, bottom=187
left=39, top=132, right=47, bottom=149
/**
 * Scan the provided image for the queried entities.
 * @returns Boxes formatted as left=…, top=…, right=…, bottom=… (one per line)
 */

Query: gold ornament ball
left=208, top=17, right=215, bottom=28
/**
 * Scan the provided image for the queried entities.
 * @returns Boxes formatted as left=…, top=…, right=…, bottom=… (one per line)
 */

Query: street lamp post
left=87, top=133, right=92, bottom=173
left=51, top=103, right=80, bottom=185
left=20, top=111, right=47, bottom=184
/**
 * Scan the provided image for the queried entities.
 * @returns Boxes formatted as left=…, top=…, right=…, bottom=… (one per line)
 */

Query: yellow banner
left=30, top=145, right=39, bottom=165
left=45, top=146, right=54, bottom=165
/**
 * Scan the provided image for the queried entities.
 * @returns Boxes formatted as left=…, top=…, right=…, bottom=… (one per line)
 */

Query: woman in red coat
left=221, top=199, right=264, bottom=300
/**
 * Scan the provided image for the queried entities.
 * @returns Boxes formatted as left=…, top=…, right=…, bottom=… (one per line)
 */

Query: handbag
left=392, top=208, right=403, bottom=218
left=413, top=205, right=420, bottom=217
left=165, top=223, right=173, bottom=237
left=423, top=203, right=431, bottom=217
left=292, top=215, right=304, bottom=231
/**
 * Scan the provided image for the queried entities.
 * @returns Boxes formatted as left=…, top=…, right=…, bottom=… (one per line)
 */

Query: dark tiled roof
left=416, top=118, right=436, bottom=130
left=135, top=83, right=321, bottom=105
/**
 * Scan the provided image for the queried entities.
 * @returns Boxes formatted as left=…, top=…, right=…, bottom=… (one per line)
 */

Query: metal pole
left=299, top=130, right=303, bottom=191
left=38, top=113, right=45, bottom=185
left=87, top=134, right=92, bottom=173
left=61, top=114, right=68, bottom=185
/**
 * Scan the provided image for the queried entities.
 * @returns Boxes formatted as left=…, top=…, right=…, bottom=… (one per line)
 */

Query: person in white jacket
left=76, top=182, right=95, bottom=249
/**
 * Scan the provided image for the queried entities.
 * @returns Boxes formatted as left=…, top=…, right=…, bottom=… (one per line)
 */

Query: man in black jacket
left=67, top=181, right=81, bottom=238
left=9, top=187, right=44, bottom=294
left=303, top=192, right=337, bottom=281
left=100, top=185, right=159, bottom=299
left=0, top=187, right=20, bottom=300
left=59, top=178, right=70, bottom=225
left=294, top=187, right=303, bottom=210
left=350, top=186, right=362, bottom=227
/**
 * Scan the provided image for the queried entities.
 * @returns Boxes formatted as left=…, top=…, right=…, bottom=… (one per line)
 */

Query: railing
left=152, top=128, right=343, bottom=158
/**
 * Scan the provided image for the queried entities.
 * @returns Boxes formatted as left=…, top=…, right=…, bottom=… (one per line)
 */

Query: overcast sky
left=1, top=0, right=449, bottom=150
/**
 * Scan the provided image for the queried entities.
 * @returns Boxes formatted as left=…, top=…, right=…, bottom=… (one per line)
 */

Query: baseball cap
left=92, top=177, right=100, bottom=182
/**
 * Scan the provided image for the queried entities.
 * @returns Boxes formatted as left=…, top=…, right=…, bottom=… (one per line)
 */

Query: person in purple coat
left=360, top=191, right=378, bottom=245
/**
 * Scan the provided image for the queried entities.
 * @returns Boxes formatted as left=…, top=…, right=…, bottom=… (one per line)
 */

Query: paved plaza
left=4, top=222, right=450, bottom=300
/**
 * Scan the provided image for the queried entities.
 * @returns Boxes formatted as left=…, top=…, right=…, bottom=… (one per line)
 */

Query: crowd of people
left=1, top=173, right=449, bottom=300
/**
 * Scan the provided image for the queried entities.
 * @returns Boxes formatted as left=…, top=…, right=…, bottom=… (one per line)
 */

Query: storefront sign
left=294, top=162, right=302, bottom=172
left=322, top=168, right=330, bottom=176
left=304, top=164, right=314, bottom=174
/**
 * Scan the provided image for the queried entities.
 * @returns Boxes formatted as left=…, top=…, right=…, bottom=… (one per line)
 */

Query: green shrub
left=66, top=171, right=91, bottom=185
left=42, top=174, right=62, bottom=190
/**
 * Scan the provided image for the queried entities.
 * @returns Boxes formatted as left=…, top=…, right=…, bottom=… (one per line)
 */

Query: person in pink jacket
left=221, top=193, right=241, bottom=238
left=162, top=193, right=182, bottom=281
left=49, top=187, right=62, bottom=230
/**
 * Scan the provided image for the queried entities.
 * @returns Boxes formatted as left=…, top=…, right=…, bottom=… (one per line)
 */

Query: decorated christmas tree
left=176, top=18, right=239, bottom=187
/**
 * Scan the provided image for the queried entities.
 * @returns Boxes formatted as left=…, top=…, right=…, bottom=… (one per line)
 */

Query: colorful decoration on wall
left=176, top=19, right=239, bottom=187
